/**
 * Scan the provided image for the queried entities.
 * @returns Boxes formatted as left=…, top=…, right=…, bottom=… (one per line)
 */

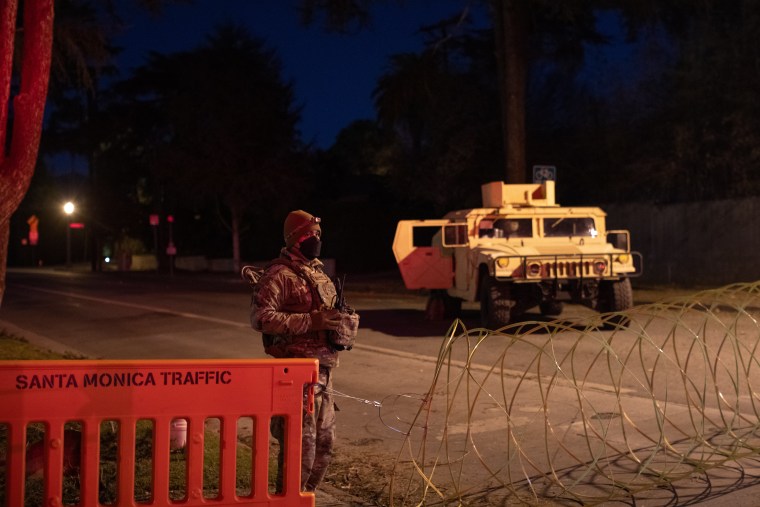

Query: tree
left=0, top=0, right=54, bottom=304
left=298, top=0, right=607, bottom=184
left=372, top=40, right=502, bottom=215
left=41, top=0, right=120, bottom=271
left=2, top=0, right=187, bottom=297
left=112, top=24, right=304, bottom=270
left=643, top=0, right=760, bottom=201
left=534, top=1, right=760, bottom=204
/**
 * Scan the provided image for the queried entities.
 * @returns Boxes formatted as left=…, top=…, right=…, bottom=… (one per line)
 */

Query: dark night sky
left=48, top=2, right=635, bottom=176
left=113, top=0, right=482, bottom=149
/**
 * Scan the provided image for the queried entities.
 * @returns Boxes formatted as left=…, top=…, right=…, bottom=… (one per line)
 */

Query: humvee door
left=393, top=220, right=453, bottom=289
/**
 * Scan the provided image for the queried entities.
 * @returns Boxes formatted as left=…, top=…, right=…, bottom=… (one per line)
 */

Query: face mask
left=299, top=236, right=322, bottom=260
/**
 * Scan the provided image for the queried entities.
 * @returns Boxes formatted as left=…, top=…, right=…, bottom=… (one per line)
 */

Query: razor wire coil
left=388, top=281, right=760, bottom=506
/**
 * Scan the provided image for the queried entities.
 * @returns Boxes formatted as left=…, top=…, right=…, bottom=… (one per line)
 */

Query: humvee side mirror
left=607, top=230, right=630, bottom=251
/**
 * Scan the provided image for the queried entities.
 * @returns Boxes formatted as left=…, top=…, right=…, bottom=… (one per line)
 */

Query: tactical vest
left=244, top=256, right=357, bottom=361
left=256, top=257, right=337, bottom=358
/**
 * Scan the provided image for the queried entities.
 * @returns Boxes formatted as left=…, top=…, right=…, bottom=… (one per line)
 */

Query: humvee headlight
left=617, top=253, right=630, bottom=264
left=527, top=262, right=542, bottom=277
left=593, top=259, right=607, bottom=274
left=496, top=257, right=510, bottom=268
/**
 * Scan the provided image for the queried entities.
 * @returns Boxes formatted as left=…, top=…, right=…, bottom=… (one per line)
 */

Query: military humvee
left=392, top=180, right=642, bottom=328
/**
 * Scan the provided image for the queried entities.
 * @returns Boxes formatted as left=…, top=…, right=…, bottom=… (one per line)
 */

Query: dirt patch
left=324, top=441, right=396, bottom=505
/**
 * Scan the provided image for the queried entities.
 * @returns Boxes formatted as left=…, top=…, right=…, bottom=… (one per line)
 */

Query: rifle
left=333, top=274, right=350, bottom=313
left=329, top=273, right=358, bottom=351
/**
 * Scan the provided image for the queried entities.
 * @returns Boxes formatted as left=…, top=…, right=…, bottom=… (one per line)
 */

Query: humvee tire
left=480, top=275, right=512, bottom=329
left=598, top=278, right=633, bottom=313
left=597, top=278, right=633, bottom=329
left=443, top=293, right=463, bottom=318
left=425, top=290, right=462, bottom=320
left=424, top=293, right=445, bottom=321
left=540, top=301, right=564, bottom=317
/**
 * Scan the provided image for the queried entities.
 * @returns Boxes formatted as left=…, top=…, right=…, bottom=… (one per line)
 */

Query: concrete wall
left=131, top=254, right=158, bottom=271
left=175, top=256, right=208, bottom=272
left=603, top=198, right=760, bottom=286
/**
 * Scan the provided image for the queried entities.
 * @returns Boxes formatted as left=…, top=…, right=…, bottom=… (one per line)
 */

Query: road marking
left=16, top=284, right=250, bottom=328
left=12, top=284, right=632, bottom=396
left=354, top=342, right=635, bottom=396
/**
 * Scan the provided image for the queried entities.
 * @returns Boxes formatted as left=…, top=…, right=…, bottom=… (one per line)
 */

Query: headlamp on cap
left=283, top=211, right=322, bottom=248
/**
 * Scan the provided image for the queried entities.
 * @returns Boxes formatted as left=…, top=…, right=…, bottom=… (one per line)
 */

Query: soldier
left=250, top=210, right=357, bottom=493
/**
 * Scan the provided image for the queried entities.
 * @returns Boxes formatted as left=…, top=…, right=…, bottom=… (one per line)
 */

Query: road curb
left=0, top=319, right=90, bottom=358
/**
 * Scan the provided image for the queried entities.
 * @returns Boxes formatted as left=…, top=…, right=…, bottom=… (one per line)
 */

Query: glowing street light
left=64, top=201, right=75, bottom=268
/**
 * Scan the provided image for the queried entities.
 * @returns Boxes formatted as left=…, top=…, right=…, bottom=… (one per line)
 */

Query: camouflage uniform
left=251, top=247, right=339, bottom=492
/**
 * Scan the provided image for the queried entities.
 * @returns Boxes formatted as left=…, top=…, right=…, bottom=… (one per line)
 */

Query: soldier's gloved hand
left=310, top=309, right=341, bottom=331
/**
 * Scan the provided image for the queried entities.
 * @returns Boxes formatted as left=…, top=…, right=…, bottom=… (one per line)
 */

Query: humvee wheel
left=425, top=290, right=462, bottom=320
left=597, top=278, right=633, bottom=329
left=598, top=278, right=634, bottom=313
left=540, top=301, right=564, bottom=317
left=443, top=293, right=462, bottom=318
left=480, top=276, right=512, bottom=329
left=425, top=293, right=445, bottom=320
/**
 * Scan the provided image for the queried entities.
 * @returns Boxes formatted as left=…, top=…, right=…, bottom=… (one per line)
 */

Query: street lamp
left=64, top=201, right=75, bottom=268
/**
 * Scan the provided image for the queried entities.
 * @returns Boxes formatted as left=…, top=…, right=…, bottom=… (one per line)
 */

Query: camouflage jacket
left=250, top=248, right=339, bottom=367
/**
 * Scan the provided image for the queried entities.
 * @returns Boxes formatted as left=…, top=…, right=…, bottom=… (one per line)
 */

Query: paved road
left=2, top=268, right=760, bottom=506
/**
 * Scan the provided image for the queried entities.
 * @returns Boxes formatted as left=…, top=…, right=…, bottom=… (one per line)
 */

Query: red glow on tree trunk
left=0, top=0, right=54, bottom=304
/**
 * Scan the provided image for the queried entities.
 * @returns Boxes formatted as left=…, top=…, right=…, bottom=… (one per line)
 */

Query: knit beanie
left=283, top=210, right=321, bottom=248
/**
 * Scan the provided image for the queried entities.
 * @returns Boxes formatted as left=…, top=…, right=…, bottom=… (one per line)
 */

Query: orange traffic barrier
left=0, top=359, right=318, bottom=506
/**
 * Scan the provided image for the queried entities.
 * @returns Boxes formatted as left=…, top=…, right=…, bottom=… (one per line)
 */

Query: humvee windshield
left=543, top=217, right=597, bottom=238
left=478, top=218, right=533, bottom=238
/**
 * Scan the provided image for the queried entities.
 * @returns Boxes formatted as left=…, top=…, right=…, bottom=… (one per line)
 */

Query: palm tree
left=298, top=0, right=607, bottom=184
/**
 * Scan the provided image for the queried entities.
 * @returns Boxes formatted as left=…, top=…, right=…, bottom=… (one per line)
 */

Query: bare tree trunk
left=0, top=0, right=54, bottom=304
left=493, top=0, right=528, bottom=183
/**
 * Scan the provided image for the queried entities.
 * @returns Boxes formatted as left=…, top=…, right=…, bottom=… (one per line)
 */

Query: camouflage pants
left=271, top=366, right=335, bottom=492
